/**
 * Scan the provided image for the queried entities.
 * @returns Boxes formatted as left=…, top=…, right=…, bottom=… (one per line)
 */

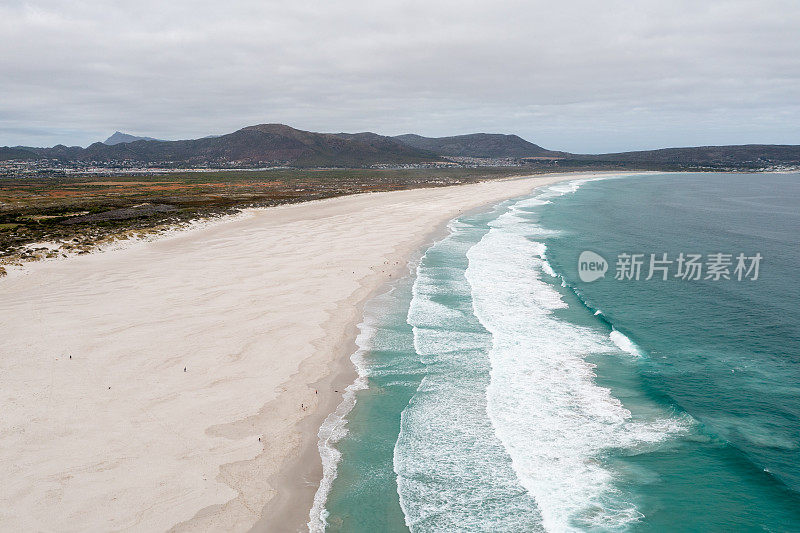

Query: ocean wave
left=609, top=329, right=644, bottom=357
left=395, top=223, right=544, bottom=532
left=464, top=224, right=686, bottom=531
left=488, top=178, right=591, bottom=237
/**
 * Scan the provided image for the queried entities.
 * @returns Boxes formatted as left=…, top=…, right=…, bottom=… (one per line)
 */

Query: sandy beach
left=0, top=172, right=610, bottom=532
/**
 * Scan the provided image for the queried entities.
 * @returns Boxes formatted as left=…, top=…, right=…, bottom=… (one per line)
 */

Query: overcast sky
left=1, top=0, right=799, bottom=152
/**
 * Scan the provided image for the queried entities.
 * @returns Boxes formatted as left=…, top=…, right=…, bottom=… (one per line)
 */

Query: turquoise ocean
left=311, top=172, right=800, bottom=532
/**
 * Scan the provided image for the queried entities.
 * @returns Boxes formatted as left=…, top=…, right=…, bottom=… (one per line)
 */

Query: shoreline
left=256, top=208, right=442, bottom=533
left=0, top=171, right=641, bottom=532
left=251, top=171, right=643, bottom=532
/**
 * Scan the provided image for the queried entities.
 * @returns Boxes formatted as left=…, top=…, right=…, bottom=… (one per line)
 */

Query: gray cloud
left=1, top=0, right=799, bottom=152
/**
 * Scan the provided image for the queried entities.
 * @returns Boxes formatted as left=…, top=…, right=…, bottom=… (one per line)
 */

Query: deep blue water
left=314, top=172, right=800, bottom=532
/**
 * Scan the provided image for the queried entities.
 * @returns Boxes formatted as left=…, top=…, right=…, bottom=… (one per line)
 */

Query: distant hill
left=574, top=145, right=800, bottom=166
left=0, top=147, right=39, bottom=160
left=103, top=131, right=164, bottom=145
left=1, top=124, right=444, bottom=167
left=1, top=144, right=85, bottom=161
left=393, top=133, right=564, bottom=158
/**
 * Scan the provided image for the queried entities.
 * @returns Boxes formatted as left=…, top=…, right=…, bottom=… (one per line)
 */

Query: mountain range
left=0, top=124, right=442, bottom=167
left=1, top=123, right=799, bottom=169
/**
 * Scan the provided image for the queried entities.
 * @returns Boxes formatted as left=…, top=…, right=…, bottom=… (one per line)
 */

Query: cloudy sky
left=1, top=0, right=799, bottom=152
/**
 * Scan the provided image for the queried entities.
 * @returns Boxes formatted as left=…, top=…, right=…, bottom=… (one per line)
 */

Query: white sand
left=0, top=172, right=613, bottom=531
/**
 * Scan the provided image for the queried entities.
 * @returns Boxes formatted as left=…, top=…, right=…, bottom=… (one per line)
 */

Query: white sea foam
left=464, top=221, right=685, bottom=531
left=610, top=329, right=644, bottom=357
left=544, top=180, right=586, bottom=196
left=486, top=178, right=590, bottom=237
left=535, top=177, right=596, bottom=201
left=538, top=250, right=559, bottom=278
left=307, top=318, right=373, bottom=533
left=395, top=226, right=544, bottom=532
